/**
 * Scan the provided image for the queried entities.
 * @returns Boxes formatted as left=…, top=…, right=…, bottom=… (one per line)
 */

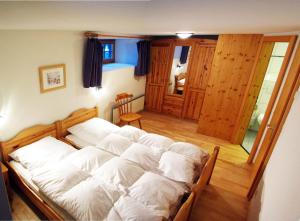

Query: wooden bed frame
left=0, top=107, right=219, bottom=221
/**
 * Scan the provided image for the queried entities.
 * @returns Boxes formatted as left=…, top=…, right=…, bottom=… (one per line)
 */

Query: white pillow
left=65, top=134, right=93, bottom=148
left=96, top=133, right=132, bottom=156
left=59, top=177, right=118, bottom=221
left=138, top=133, right=174, bottom=151
left=114, top=196, right=162, bottom=221
left=159, top=151, right=195, bottom=184
left=67, top=118, right=120, bottom=145
left=94, top=157, right=144, bottom=188
left=169, top=142, right=209, bottom=166
left=121, top=143, right=160, bottom=170
left=9, top=136, right=75, bottom=170
left=31, top=161, right=90, bottom=201
left=114, top=125, right=147, bottom=142
left=65, top=147, right=114, bottom=174
left=129, top=172, right=186, bottom=218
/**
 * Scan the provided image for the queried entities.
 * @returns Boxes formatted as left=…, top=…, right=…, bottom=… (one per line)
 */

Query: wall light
left=176, top=33, right=193, bottom=39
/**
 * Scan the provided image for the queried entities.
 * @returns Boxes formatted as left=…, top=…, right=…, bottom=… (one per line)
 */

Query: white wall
left=0, top=30, right=145, bottom=141
left=247, top=89, right=300, bottom=221
left=247, top=35, right=300, bottom=221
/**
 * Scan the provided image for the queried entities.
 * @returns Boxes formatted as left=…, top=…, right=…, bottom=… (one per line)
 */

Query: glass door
left=242, top=42, right=289, bottom=153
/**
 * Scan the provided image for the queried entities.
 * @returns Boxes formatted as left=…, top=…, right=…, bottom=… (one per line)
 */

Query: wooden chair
left=173, top=192, right=195, bottom=221
left=115, top=93, right=142, bottom=129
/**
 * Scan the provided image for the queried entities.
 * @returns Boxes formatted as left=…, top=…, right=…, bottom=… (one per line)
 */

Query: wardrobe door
left=145, top=42, right=172, bottom=112
left=183, top=41, right=216, bottom=120
left=198, top=34, right=263, bottom=141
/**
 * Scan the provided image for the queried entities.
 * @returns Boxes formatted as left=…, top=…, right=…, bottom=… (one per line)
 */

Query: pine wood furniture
left=173, top=192, right=195, bottom=221
left=145, top=38, right=217, bottom=120
left=198, top=34, right=263, bottom=141
left=0, top=124, right=64, bottom=221
left=1, top=107, right=220, bottom=220
left=174, top=72, right=186, bottom=94
left=115, top=92, right=142, bottom=128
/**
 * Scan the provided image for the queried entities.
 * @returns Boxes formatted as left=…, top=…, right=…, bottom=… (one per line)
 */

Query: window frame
left=100, top=39, right=115, bottom=64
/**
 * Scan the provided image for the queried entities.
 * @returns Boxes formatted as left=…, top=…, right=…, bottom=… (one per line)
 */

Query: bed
left=0, top=107, right=219, bottom=221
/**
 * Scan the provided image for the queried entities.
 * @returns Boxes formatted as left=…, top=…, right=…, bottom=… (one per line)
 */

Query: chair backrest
left=115, top=92, right=134, bottom=116
left=173, top=192, right=195, bottom=221
left=191, top=146, right=220, bottom=210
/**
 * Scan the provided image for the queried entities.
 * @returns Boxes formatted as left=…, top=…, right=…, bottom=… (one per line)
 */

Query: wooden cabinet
left=145, top=35, right=263, bottom=142
left=183, top=40, right=216, bottom=120
left=145, top=38, right=217, bottom=119
left=145, top=41, right=172, bottom=112
left=197, top=34, right=263, bottom=141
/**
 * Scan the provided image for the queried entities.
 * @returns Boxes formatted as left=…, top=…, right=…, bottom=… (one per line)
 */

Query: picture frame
left=39, top=64, right=66, bottom=93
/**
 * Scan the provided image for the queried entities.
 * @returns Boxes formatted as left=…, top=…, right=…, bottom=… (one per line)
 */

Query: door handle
left=267, top=124, right=275, bottom=137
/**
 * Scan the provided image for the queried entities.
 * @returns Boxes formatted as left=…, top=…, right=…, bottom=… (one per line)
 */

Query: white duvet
left=13, top=118, right=209, bottom=221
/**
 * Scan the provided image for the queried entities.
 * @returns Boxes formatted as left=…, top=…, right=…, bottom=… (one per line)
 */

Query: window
left=101, top=40, right=115, bottom=64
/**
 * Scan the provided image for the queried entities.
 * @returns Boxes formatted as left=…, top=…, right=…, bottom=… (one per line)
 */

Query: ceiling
left=0, top=0, right=300, bottom=35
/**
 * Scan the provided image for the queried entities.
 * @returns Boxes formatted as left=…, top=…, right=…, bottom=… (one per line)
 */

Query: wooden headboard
left=0, top=124, right=57, bottom=162
left=56, top=106, right=99, bottom=138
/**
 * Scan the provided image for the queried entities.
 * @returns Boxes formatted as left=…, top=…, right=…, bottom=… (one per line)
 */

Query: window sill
left=103, top=63, right=135, bottom=72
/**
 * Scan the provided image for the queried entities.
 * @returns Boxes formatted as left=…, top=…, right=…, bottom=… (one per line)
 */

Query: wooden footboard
left=8, top=164, right=64, bottom=221
left=192, top=146, right=220, bottom=210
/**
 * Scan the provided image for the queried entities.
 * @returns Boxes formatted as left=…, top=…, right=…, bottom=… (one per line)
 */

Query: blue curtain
left=83, top=38, right=103, bottom=88
left=135, top=40, right=151, bottom=76
left=180, top=46, right=190, bottom=64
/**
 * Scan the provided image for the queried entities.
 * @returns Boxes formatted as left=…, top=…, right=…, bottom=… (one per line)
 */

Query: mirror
left=167, top=46, right=192, bottom=95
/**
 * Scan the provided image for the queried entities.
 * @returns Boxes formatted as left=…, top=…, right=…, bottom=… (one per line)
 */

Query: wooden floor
left=11, top=111, right=251, bottom=221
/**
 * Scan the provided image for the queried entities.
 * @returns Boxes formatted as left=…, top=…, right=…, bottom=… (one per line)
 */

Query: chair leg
left=138, top=119, right=142, bottom=129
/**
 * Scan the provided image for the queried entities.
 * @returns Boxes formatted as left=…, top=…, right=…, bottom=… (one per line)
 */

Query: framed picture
left=39, top=64, right=66, bottom=93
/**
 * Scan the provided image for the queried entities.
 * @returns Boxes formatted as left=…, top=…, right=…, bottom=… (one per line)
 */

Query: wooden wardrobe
left=145, top=38, right=217, bottom=120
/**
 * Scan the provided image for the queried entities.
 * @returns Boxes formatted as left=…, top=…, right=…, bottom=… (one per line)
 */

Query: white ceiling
left=0, top=0, right=300, bottom=35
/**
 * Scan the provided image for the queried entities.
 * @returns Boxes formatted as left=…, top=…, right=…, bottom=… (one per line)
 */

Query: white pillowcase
left=9, top=136, right=75, bottom=170
left=121, top=143, right=160, bottom=170
left=67, top=118, right=120, bottom=145
left=138, top=133, right=174, bottom=151
left=114, top=125, right=147, bottom=142
left=159, top=151, right=195, bottom=184
left=169, top=142, right=209, bottom=166
left=65, top=147, right=114, bottom=174
left=96, top=133, right=132, bottom=156
left=65, top=134, right=93, bottom=148
left=129, top=172, right=186, bottom=218
left=59, top=177, right=118, bottom=221
left=114, top=196, right=162, bottom=221
left=94, top=157, right=144, bottom=188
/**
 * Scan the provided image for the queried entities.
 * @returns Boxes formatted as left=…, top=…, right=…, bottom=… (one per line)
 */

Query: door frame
left=246, top=36, right=297, bottom=163
left=247, top=39, right=300, bottom=199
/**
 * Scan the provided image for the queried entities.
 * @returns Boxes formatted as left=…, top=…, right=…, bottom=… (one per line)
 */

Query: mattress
left=9, top=161, right=74, bottom=220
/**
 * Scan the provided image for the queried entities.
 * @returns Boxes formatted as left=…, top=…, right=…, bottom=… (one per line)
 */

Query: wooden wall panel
left=145, top=42, right=172, bottom=112
left=198, top=34, right=263, bottom=141
left=183, top=41, right=216, bottom=120
left=230, top=42, right=275, bottom=143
